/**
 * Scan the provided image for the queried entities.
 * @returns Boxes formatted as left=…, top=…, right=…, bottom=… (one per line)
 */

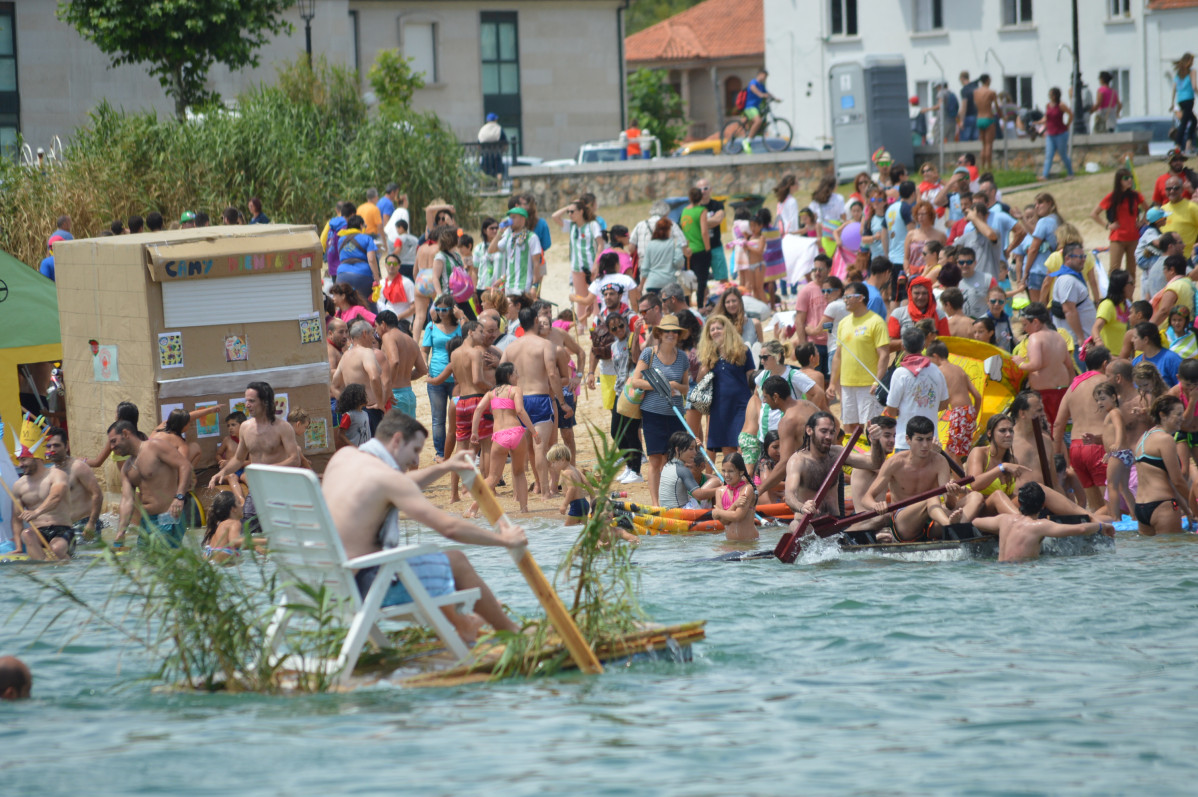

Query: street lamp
left=298, top=0, right=316, bottom=63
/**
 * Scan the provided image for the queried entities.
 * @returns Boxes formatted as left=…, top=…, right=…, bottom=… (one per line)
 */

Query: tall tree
left=627, top=68, right=688, bottom=153
left=58, top=0, right=296, bottom=119
left=626, top=0, right=704, bottom=36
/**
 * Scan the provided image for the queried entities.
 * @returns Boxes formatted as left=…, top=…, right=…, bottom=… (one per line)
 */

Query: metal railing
left=459, top=138, right=519, bottom=194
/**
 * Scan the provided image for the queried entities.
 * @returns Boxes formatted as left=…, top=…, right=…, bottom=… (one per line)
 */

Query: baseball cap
left=1147, top=207, right=1167, bottom=224
left=953, top=166, right=971, bottom=177
left=1167, top=148, right=1186, bottom=161
left=47, top=234, right=65, bottom=250
left=180, top=210, right=196, bottom=223
left=486, top=113, right=499, bottom=122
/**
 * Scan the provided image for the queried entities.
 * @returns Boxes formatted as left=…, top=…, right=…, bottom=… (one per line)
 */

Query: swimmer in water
left=973, top=483, right=1114, bottom=562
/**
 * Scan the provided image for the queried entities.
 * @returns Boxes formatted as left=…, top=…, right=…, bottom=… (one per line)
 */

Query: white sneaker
left=616, top=467, right=632, bottom=482
left=622, top=471, right=645, bottom=484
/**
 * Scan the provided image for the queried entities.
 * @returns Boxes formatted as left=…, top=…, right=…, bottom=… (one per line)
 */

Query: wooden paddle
left=0, top=478, right=58, bottom=561
left=461, top=467, right=603, bottom=674
left=1031, top=414, right=1056, bottom=488
left=774, top=426, right=863, bottom=563
left=805, top=475, right=976, bottom=539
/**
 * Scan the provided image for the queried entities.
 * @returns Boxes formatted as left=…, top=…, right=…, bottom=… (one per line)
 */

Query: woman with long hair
left=1020, top=192, right=1063, bottom=303
left=860, top=186, right=889, bottom=263
left=1134, top=395, right=1195, bottom=534
left=1171, top=53, right=1197, bottom=156
left=328, top=282, right=376, bottom=325
left=1040, top=87, right=1074, bottom=181
left=553, top=197, right=604, bottom=323
left=413, top=224, right=444, bottom=335
left=467, top=362, right=540, bottom=516
left=1091, top=169, right=1144, bottom=275
left=965, top=413, right=1030, bottom=516
left=658, top=431, right=703, bottom=509
left=421, top=294, right=463, bottom=461
left=710, top=287, right=763, bottom=347
left=697, top=316, right=755, bottom=454
left=972, top=315, right=997, bottom=345
left=203, top=481, right=244, bottom=564
left=1092, top=269, right=1134, bottom=355
left=847, top=172, right=873, bottom=207
left=640, top=216, right=685, bottom=294
left=903, top=200, right=946, bottom=277
left=474, top=217, right=501, bottom=296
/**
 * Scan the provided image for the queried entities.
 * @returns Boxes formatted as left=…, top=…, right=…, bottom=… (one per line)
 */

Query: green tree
left=626, top=0, right=703, bottom=35
left=627, top=68, right=689, bottom=153
left=368, top=49, right=426, bottom=116
left=57, top=0, right=296, bottom=119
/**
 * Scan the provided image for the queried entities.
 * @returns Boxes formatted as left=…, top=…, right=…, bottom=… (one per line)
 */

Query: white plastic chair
left=245, top=464, right=481, bottom=686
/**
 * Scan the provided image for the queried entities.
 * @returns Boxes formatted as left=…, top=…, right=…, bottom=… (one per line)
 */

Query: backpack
left=325, top=218, right=346, bottom=277
left=448, top=259, right=475, bottom=302
left=1050, top=271, right=1089, bottom=319
left=734, top=88, right=748, bottom=113
left=590, top=324, right=616, bottom=360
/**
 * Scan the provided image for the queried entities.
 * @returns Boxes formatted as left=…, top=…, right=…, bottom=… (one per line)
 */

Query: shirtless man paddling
left=973, top=483, right=1114, bottom=562
left=757, top=375, right=826, bottom=496
left=323, top=410, right=525, bottom=642
left=109, top=420, right=193, bottom=548
left=43, top=427, right=102, bottom=541
left=785, top=411, right=884, bottom=525
left=11, top=444, right=71, bottom=559
left=209, top=382, right=301, bottom=533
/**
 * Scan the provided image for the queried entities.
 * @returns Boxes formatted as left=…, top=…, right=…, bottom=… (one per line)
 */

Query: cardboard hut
left=0, top=249, right=63, bottom=464
left=53, top=225, right=332, bottom=469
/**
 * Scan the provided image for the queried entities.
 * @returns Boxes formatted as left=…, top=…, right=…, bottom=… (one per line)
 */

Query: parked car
left=542, top=135, right=663, bottom=167
left=1115, top=115, right=1176, bottom=157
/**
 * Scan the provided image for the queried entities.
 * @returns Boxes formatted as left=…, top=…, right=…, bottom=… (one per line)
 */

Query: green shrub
left=0, top=57, right=475, bottom=268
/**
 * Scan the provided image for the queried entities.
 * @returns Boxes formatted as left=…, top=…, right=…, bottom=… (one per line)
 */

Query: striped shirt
left=496, top=227, right=542, bottom=294
left=566, top=220, right=602, bottom=273
left=473, top=241, right=498, bottom=291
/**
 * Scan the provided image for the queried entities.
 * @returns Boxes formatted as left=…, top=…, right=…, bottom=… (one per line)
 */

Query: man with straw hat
left=9, top=416, right=72, bottom=559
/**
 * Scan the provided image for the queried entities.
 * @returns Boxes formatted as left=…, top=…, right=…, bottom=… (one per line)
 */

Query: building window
left=724, top=76, right=743, bottom=116
left=1002, top=0, right=1033, bottom=26
left=0, top=2, right=18, bottom=158
left=480, top=12, right=521, bottom=152
left=1004, top=75, right=1033, bottom=109
left=1108, top=0, right=1130, bottom=17
left=913, top=0, right=943, bottom=32
left=1108, top=68, right=1130, bottom=117
left=830, top=0, right=858, bottom=36
left=404, top=21, right=437, bottom=83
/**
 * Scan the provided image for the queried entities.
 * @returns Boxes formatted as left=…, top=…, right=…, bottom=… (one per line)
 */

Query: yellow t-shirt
left=1159, top=277, right=1195, bottom=330
left=1095, top=299, right=1127, bottom=353
left=1163, top=199, right=1198, bottom=252
left=837, top=312, right=890, bottom=387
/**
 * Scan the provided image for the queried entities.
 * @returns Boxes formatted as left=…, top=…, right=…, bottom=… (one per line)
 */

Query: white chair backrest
left=245, top=464, right=362, bottom=620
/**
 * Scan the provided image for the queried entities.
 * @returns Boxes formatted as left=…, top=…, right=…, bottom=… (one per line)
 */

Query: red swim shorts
left=456, top=394, right=493, bottom=441
left=1069, top=440, right=1108, bottom=489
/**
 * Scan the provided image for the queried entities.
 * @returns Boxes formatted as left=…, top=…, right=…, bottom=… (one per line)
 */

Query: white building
left=762, top=0, right=1198, bottom=150
left=3, top=0, right=627, bottom=160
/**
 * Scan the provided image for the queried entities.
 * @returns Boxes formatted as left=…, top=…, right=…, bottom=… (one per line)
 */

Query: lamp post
left=923, top=51, right=946, bottom=176
left=298, top=0, right=316, bottom=64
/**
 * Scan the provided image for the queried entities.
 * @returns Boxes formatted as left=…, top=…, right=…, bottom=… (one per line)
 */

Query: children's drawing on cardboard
left=299, top=312, right=323, bottom=345
left=224, top=335, right=249, bottom=362
left=228, top=396, right=248, bottom=417
left=274, top=392, right=289, bottom=420
left=305, top=417, right=328, bottom=450
left=158, top=331, right=184, bottom=369
left=195, top=401, right=221, bottom=438
left=93, top=344, right=119, bottom=382
left=160, top=402, right=184, bottom=423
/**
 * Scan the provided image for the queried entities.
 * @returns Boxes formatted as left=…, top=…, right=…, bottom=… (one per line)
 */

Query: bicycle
left=723, top=102, right=794, bottom=154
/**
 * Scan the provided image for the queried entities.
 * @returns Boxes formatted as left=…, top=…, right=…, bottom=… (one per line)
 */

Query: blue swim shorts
left=391, top=386, right=417, bottom=417
left=524, top=393, right=555, bottom=425
left=139, top=511, right=185, bottom=548
left=354, top=552, right=456, bottom=607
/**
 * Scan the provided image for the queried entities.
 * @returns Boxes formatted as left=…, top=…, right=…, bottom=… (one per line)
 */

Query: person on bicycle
left=743, top=69, right=779, bottom=152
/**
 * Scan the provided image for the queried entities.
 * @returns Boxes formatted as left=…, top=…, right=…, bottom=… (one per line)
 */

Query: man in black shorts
left=10, top=440, right=74, bottom=559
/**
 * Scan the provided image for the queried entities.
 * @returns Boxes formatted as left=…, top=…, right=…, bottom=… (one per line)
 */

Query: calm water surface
left=4, top=522, right=1198, bottom=795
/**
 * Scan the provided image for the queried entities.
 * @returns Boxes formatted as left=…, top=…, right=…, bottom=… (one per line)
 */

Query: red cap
left=47, top=235, right=65, bottom=250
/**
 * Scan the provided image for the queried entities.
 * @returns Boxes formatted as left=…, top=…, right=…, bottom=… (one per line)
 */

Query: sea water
left=4, top=522, right=1198, bottom=795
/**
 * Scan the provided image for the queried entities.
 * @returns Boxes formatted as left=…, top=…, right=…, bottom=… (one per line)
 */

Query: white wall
left=763, top=0, right=1198, bottom=151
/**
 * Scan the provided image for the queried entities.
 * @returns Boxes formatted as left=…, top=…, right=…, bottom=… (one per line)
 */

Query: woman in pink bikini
left=468, top=362, right=540, bottom=516
left=711, top=452, right=758, bottom=542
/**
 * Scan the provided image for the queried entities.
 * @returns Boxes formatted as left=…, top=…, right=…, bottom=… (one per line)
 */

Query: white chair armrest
left=343, top=544, right=439, bottom=571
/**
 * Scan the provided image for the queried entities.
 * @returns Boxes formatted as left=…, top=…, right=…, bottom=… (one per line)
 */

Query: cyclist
left=742, top=69, right=780, bottom=153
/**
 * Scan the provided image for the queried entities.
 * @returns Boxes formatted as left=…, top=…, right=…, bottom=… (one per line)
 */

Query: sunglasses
left=957, top=259, right=975, bottom=266
left=989, top=298, right=1004, bottom=304
left=845, top=293, right=864, bottom=300
left=821, top=288, right=836, bottom=294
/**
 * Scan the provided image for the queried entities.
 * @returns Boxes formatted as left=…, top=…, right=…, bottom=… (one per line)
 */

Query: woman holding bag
left=629, top=315, right=691, bottom=501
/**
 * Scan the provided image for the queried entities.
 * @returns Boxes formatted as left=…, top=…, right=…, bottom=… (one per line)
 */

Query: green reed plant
left=487, top=421, right=645, bottom=678
left=0, top=56, right=476, bottom=268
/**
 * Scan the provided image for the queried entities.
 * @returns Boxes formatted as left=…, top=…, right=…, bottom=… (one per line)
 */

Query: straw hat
left=653, top=314, right=690, bottom=340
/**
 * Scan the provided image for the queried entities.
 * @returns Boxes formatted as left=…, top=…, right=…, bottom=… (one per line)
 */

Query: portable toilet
left=829, top=55, right=912, bottom=182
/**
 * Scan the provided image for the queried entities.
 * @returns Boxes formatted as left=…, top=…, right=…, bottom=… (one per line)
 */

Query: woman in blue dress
left=1019, top=192, right=1061, bottom=305
left=697, top=316, right=755, bottom=454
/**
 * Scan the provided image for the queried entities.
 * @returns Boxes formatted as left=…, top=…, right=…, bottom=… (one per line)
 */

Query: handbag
left=687, top=371, right=715, bottom=414
left=615, top=382, right=645, bottom=420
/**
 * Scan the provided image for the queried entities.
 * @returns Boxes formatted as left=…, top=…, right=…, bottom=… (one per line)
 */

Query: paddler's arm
left=860, top=456, right=894, bottom=513
left=394, top=466, right=527, bottom=549
left=842, top=423, right=886, bottom=470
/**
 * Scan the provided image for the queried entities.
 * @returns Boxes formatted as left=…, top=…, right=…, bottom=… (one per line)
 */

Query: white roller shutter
left=161, top=272, right=314, bottom=328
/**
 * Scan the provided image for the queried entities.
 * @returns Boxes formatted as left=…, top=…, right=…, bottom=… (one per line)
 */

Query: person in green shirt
left=679, top=187, right=711, bottom=306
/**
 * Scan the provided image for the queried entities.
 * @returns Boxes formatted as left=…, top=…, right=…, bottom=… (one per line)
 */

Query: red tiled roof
left=1148, top=0, right=1198, bottom=9
left=626, top=0, right=762, bottom=64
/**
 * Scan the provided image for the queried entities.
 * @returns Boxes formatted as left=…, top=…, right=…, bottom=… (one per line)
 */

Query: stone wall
left=509, top=132, right=1152, bottom=211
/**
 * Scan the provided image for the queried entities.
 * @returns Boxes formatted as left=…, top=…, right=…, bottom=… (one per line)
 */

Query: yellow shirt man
left=1163, top=198, right=1198, bottom=252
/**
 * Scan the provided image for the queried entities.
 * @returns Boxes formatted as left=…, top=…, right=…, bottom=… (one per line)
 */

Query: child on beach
left=554, top=308, right=575, bottom=333
left=287, top=408, right=313, bottom=470
left=216, top=410, right=246, bottom=469
left=712, top=452, right=759, bottom=541
left=548, top=444, right=590, bottom=526
left=728, top=207, right=752, bottom=284
left=742, top=209, right=767, bottom=302
left=928, top=341, right=982, bottom=463
left=795, top=342, right=826, bottom=395
left=1166, top=306, right=1198, bottom=358
left=335, top=384, right=371, bottom=449
left=1090, top=381, right=1135, bottom=520
left=204, top=479, right=244, bottom=564
left=468, top=362, right=540, bottom=516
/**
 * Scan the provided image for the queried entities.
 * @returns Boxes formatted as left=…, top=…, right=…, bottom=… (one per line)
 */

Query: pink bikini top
left=720, top=481, right=747, bottom=510
left=492, top=389, right=516, bottom=410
